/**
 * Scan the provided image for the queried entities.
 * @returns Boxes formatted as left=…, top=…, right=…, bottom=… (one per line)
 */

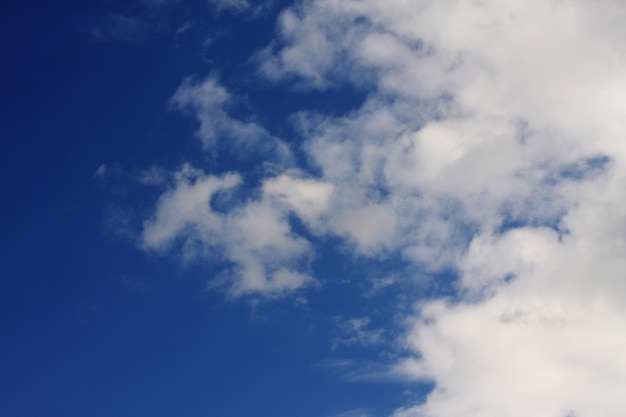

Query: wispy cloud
left=138, top=166, right=170, bottom=187
left=171, top=76, right=293, bottom=163
left=328, top=408, right=373, bottom=417
left=92, top=14, right=148, bottom=44
left=207, top=0, right=250, bottom=13
left=332, top=316, right=384, bottom=350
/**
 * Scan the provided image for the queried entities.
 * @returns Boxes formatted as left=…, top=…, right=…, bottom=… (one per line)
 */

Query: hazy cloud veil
left=142, top=0, right=626, bottom=415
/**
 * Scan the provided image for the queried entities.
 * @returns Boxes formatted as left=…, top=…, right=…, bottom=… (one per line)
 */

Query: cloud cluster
left=142, top=165, right=330, bottom=297
left=140, top=0, right=626, bottom=415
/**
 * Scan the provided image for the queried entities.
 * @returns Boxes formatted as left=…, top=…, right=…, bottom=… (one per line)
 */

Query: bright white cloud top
left=139, top=0, right=626, bottom=415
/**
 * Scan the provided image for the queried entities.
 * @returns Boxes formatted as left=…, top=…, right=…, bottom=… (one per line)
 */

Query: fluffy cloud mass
left=141, top=0, right=626, bottom=415
left=142, top=165, right=317, bottom=297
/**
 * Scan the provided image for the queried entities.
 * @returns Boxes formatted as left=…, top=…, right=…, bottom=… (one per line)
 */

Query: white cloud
left=253, top=0, right=626, bottom=415
left=331, top=203, right=397, bottom=255
left=141, top=164, right=241, bottom=252
left=222, top=198, right=314, bottom=296
left=171, top=76, right=293, bottom=162
left=140, top=0, right=626, bottom=414
left=262, top=173, right=334, bottom=225
left=258, top=0, right=626, bottom=259
left=142, top=165, right=317, bottom=298
left=392, top=213, right=626, bottom=417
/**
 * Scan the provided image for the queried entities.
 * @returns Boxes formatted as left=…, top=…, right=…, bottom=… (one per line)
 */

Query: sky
left=2, top=0, right=626, bottom=416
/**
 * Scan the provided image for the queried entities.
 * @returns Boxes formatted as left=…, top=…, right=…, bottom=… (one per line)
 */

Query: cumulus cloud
left=255, top=0, right=626, bottom=415
left=142, top=165, right=321, bottom=297
left=257, top=0, right=626, bottom=264
left=141, top=0, right=626, bottom=414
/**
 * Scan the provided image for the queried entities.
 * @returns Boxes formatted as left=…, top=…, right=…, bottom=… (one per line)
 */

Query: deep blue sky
left=0, top=2, right=421, bottom=416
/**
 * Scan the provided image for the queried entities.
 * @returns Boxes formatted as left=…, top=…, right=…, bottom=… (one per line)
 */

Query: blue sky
left=3, top=1, right=626, bottom=417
